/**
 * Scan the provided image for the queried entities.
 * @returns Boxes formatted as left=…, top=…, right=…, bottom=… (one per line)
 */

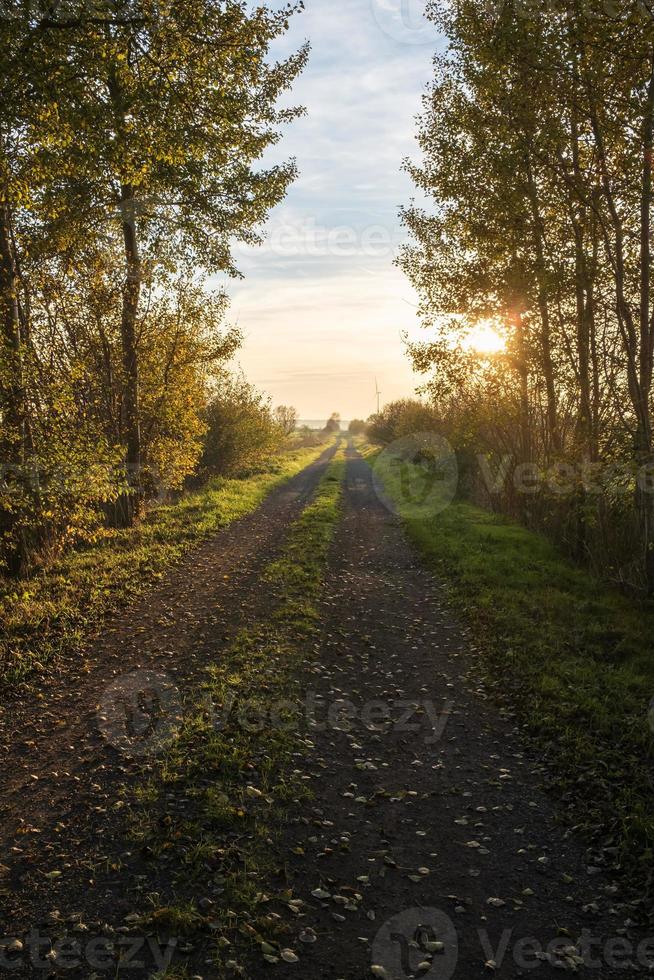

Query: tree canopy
left=0, top=0, right=307, bottom=573
left=400, top=0, right=654, bottom=592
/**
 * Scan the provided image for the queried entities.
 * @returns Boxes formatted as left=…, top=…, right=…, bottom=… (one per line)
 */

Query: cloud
left=222, top=0, right=440, bottom=418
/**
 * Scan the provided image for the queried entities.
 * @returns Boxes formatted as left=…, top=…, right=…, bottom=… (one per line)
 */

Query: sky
left=223, top=0, right=442, bottom=422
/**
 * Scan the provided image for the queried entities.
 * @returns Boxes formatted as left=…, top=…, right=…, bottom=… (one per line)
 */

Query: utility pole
left=375, top=378, right=381, bottom=415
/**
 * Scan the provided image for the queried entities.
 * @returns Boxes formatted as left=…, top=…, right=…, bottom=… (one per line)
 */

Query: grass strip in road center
left=127, top=448, right=346, bottom=974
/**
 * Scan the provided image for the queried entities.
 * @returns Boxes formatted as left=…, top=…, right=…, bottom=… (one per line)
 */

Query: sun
left=463, top=319, right=506, bottom=355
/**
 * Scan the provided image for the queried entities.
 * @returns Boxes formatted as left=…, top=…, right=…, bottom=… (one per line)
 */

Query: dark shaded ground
left=246, top=445, right=645, bottom=979
left=0, top=444, right=337, bottom=974
left=0, top=442, right=646, bottom=978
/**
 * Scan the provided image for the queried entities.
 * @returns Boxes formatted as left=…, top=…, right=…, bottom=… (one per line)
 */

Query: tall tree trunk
left=525, top=160, right=559, bottom=456
left=0, top=198, right=27, bottom=574
left=569, top=111, right=594, bottom=459
left=107, top=56, right=143, bottom=529
left=581, top=33, right=654, bottom=591
left=570, top=218, right=593, bottom=563
left=510, top=307, right=531, bottom=463
left=637, top=54, right=654, bottom=595
left=115, top=186, right=143, bottom=528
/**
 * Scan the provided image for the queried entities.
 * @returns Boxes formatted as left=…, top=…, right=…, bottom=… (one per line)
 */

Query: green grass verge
left=127, top=449, right=345, bottom=973
left=0, top=442, right=331, bottom=685
left=366, top=442, right=654, bottom=880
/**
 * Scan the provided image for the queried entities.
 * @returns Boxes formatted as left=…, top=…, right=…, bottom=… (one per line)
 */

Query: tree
left=202, top=372, right=282, bottom=477
left=323, top=412, right=341, bottom=434
left=0, top=0, right=308, bottom=573
left=367, top=400, right=435, bottom=444
left=63, top=0, right=307, bottom=523
left=274, top=405, right=299, bottom=437
left=0, top=5, right=76, bottom=571
left=399, top=0, right=654, bottom=592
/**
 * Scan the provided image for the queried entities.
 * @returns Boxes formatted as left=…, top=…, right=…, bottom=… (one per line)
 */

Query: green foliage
left=12, top=0, right=309, bottom=268
left=0, top=0, right=308, bottom=571
left=367, top=399, right=438, bottom=445
left=0, top=269, right=241, bottom=572
left=0, top=369, right=125, bottom=563
left=201, top=372, right=287, bottom=478
left=135, top=281, right=240, bottom=491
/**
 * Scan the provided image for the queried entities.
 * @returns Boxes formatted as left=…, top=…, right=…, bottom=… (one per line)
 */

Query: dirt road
left=250, top=444, right=633, bottom=979
left=0, top=443, right=641, bottom=978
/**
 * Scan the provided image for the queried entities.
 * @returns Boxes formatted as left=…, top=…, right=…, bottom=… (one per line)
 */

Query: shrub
left=201, top=374, right=283, bottom=477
